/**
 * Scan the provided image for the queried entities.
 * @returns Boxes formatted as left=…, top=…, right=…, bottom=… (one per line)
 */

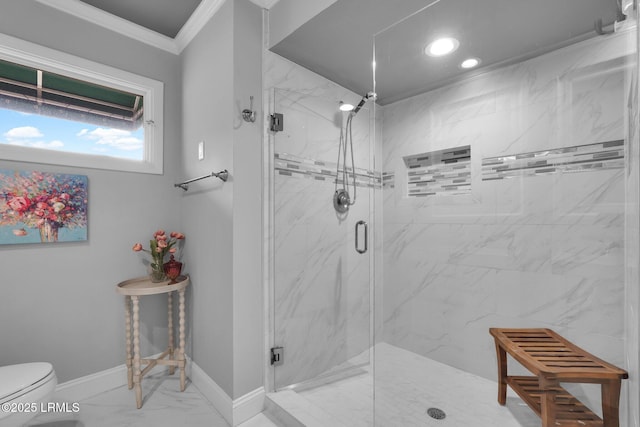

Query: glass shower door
left=270, top=87, right=375, bottom=395
left=373, top=1, right=637, bottom=426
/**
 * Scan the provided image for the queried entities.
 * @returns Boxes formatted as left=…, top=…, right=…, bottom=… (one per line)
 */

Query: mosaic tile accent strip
left=275, top=152, right=381, bottom=188
left=403, top=146, right=471, bottom=197
left=382, top=172, right=395, bottom=189
left=482, top=140, right=624, bottom=180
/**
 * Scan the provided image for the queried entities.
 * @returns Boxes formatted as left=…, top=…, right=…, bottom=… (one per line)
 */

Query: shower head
left=339, top=101, right=354, bottom=112
left=351, top=91, right=377, bottom=115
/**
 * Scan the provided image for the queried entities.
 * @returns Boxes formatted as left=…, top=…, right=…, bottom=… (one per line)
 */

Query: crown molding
left=174, top=0, right=225, bottom=53
left=35, top=0, right=179, bottom=54
left=34, top=0, right=277, bottom=54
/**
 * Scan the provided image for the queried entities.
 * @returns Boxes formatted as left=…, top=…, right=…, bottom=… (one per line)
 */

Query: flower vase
left=164, top=255, right=183, bottom=283
left=39, top=220, right=60, bottom=243
left=149, top=257, right=166, bottom=282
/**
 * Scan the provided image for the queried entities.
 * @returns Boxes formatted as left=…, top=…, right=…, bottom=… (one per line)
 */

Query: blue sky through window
left=0, top=108, right=144, bottom=160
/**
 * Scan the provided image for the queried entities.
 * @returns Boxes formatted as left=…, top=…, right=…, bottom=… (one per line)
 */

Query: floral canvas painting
left=0, top=169, right=88, bottom=244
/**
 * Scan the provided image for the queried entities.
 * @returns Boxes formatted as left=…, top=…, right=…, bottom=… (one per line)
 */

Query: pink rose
left=169, top=248, right=177, bottom=253
left=157, top=240, right=168, bottom=249
left=154, top=229, right=165, bottom=237
left=132, top=243, right=143, bottom=252
left=174, top=233, right=185, bottom=240
left=8, top=196, right=31, bottom=213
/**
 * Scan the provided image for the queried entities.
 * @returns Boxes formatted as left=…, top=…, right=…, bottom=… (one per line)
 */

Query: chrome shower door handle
left=355, top=220, right=368, bottom=254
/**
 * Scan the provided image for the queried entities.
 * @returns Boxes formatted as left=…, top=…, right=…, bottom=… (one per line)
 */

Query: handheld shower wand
left=351, top=91, right=377, bottom=115
left=333, top=91, right=376, bottom=214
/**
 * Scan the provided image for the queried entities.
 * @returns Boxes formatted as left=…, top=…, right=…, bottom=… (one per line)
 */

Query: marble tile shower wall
left=265, top=51, right=378, bottom=389
left=381, top=31, right=632, bottom=385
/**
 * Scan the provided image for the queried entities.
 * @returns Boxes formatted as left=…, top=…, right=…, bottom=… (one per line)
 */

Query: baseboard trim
left=189, top=360, right=233, bottom=423
left=188, top=360, right=265, bottom=426
left=54, top=356, right=264, bottom=426
left=233, top=386, right=266, bottom=425
left=55, top=364, right=128, bottom=403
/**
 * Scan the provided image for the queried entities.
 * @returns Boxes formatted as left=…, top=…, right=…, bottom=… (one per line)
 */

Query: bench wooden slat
left=490, top=328, right=628, bottom=380
left=507, top=376, right=603, bottom=425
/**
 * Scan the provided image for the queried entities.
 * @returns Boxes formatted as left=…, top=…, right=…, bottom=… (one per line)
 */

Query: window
left=0, top=33, right=163, bottom=174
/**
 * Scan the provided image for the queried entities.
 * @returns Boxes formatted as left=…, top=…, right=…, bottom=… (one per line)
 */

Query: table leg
left=178, top=288, right=186, bottom=392
left=124, top=296, right=133, bottom=389
left=132, top=295, right=142, bottom=409
left=602, top=379, right=622, bottom=427
left=167, top=291, right=175, bottom=375
left=539, top=378, right=557, bottom=427
left=494, top=340, right=507, bottom=405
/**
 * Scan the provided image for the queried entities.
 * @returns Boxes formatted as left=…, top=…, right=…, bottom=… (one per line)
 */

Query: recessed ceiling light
left=339, top=101, right=354, bottom=112
left=460, top=58, right=480, bottom=69
left=424, top=37, right=459, bottom=57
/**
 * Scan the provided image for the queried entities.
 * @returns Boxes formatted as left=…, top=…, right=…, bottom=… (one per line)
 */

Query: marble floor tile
left=27, top=372, right=277, bottom=427
left=24, top=344, right=544, bottom=427
left=274, top=343, right=542, bottom=427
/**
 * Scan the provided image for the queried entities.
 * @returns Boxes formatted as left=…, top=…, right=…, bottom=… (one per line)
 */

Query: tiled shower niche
left=403, top=145, right=471, bottom=197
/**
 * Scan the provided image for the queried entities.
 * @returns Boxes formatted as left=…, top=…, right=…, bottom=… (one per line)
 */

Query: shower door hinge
left=270, top=113, right=283, bottom=132
left=271, top=346, right=284, bottom=366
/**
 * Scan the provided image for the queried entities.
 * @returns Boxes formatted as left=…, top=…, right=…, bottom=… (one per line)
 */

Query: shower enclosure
left=265, top=1, right=639, bottom=426
left=267, top=87, right=375, bottom=394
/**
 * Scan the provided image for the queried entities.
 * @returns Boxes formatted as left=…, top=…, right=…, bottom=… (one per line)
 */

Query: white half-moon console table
left=116, top=275, right=189, bottom=408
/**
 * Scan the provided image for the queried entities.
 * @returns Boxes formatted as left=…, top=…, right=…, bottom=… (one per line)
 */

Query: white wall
left=0, top=1, right=182, bottom=382
left=624, top=15, right=640, bottom=427
left=263, top=49, right=375, bottom=390
left=381, top=29, right=633, bottom=413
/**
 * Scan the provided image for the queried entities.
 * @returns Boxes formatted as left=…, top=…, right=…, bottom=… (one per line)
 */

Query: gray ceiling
left=79, top=0, right=203, bottom=38
left=75, top=0, right=621, bottom=105
left=271, top=0, right=621, bottom=105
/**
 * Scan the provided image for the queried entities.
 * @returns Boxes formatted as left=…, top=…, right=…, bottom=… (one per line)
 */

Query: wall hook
left=242, top=96, right=256, bottom=123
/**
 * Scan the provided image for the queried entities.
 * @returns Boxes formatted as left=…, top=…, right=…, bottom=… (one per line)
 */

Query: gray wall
left=180, top=0, right=235, bottom=397
left=0, top=1, right=182, bottom=382
left=1, top=0, right=264, bottom=403
left=267, top=0, right=338, bottom=48
left=231, top=0, right=264, bottom=400
left=180, top=0, right=263, bottom=400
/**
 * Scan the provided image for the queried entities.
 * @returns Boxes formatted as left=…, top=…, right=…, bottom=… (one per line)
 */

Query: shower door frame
left=263, top=86, right=378, bottom=396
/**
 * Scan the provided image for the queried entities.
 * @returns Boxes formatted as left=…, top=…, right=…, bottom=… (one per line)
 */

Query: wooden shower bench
left=489, top=328, right=628, bottom=427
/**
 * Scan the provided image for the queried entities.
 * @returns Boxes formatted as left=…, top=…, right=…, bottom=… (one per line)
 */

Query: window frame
left=0, top=32, right=164, bottom=174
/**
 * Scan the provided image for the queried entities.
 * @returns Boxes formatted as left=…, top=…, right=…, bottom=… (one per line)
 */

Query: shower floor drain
left=427, top=407, right=446, bottom=420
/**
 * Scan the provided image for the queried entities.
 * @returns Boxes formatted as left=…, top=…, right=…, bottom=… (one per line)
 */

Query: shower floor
left=267, top=343, right=541, bottom=427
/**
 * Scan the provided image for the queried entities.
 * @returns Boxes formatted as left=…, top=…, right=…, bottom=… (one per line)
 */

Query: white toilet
left=0, top=363, right=57, bottom=427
